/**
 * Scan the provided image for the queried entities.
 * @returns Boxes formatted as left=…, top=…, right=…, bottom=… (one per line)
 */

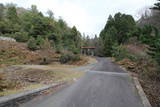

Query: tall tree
left=6, top=6, right=18, bottom=23
left=152, top=0, right=160, bottom=10
left=47, top=10, right=54, bottom=19
left=100, top=13, right=136, bottom=45
left=0, top=4, right=4, bottom=20
left=31, top=5, right=38, bottom=14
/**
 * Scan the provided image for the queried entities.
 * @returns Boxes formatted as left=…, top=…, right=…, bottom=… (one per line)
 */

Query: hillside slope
left=0, top=40, right=58, bottom=67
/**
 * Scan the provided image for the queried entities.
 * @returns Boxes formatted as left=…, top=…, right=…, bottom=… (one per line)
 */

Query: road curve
left=20, top=58, right=144, bottom=107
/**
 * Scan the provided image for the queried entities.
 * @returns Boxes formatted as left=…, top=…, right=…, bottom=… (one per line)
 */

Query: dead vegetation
left=0, top=40, right=90, bottom=67
left=0, top=66, right=84, bottom=96
left=0, top=40, right=92, bottom=96
left=115, top=43, right=160, bottom=107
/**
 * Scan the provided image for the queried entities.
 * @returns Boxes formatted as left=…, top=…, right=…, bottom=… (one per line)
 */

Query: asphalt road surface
left=21, top=58, right=144, bottom=107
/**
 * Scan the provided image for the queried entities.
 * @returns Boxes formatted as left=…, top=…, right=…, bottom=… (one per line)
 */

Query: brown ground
left=115, top=43, right=160, bottom=107
left=0, top=64, right=84, bottom=96
left=0, top=40, right=92, bottom=96
left=0, top=40, right=60, bottom=67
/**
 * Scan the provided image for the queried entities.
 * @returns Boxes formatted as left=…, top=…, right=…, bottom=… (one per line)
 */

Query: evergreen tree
left=6, top=6, right=18, bottom=23
left=0, top=4, right=4, bottom=21
left=152, top=0, right=160, bottom=10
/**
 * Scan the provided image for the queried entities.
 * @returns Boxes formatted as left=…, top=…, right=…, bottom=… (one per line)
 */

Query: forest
left=0, top=3, right=82, bottom=54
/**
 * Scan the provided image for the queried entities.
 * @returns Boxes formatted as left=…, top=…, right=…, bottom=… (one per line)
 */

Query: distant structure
left=81, top=47, right=96, bottom=56
left=0, top=36, right=16, bottom=42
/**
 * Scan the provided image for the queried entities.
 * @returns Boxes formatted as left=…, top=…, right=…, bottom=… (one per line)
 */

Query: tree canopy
left=0, top=3, right=82, bottom=53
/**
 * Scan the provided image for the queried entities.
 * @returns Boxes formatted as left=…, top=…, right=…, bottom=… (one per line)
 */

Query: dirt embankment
left=0, top=40, right=62, bottom=67
left=0, top=40, right=92, bottom=67
left=0, top=40, right=46, bottom=67
left=114, top=43, right=160, bottom=107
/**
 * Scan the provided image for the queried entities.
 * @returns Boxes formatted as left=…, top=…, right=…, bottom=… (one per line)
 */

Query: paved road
left=21, top=58, right=144, bottom=107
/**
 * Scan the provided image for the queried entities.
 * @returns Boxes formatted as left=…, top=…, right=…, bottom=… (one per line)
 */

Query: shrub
left=36, top=36, right=45, bottom=49
left=14, top=32, right=29, bottom=42
left=112, top=44, right=128, bottom=61
left=112, top=44, right=138, bottom=61
left=55, top=44, right=63, bottom=54
left=27, top=36, right=45, bottom=51
left=60, top=53, right=80, bottom=64
left=27, top=37, right=38, bottom=51
left=40, top=57, right=51, bottom=65
left=72, top=48, right=80, bottom=54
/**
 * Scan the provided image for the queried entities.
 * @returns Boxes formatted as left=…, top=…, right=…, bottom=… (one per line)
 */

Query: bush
left=14, top=32, right=29, bottom=42
left=55, top=44, right=63, bottom=54
left=36, top=36, right=45, bottom=49
left=60, top=53, right=80, bottom=64
left=40, top=57, right=51, bottom=65
left=112, top=44, right=128, bottom=61
left=112, top=44, right=138, bottom=61
left=27, top=36, right=45, bottom=51
left=27, top=37, right=38, bottom=51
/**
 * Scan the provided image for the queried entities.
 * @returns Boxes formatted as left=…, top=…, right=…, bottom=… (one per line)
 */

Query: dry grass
left=0, top=65, right=84, bottom=96
left=140, top=79, right=160, bottom=107
left=0, top=41, right=93, bottom=67
left=0, top=40, right=59, bottom=67
left=115, top=43, right=160, bottom=107
left=58, top=56, right=97, bottom=66
left=0, top=84, right=44, bottom=96
left=0, top=41, right=93, bottom=96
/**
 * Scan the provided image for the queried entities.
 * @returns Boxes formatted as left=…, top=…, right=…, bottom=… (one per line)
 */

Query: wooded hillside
left=0, top=3, right=82, bottom=54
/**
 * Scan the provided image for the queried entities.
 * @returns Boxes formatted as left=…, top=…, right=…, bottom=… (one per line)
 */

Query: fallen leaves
left=117, top=58, right=136, bottom=71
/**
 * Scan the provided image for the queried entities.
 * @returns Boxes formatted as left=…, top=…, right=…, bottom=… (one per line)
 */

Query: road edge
left=115, top=62, right=152, bottom=107
left=133, top=77, right=152, bottom=107
left=0, top=82, right=67, bottom=107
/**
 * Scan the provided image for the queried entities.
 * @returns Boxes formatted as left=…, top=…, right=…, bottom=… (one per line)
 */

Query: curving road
left=21, top=58, right=144, bottom=107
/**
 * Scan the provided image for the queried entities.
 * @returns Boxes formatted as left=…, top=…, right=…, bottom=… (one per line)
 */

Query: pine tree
left=6, top=6, right=18, bottom=23
left=0, top=4, right=4, bottom=20
left=152, top=0, right=160, bottom=10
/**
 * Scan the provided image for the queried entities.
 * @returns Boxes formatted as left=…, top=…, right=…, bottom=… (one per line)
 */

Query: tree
left=71, top=26, right=81, bottom=48
left=152, top=0, right=160, bottom=10
left=0, top=4, right=4, bottom=20
left=6, top=6, right=18, bottom=23
left=99, top=13, right=136, bottom=56
left=100, top=13, right=136, bottom=45
left=31, top=5, right=38, bottom=14
left=47, top=10, right=54, bottom=19
left=0, top=3, right=82, bottom=55
left=102, top=27, right=118, bottom=56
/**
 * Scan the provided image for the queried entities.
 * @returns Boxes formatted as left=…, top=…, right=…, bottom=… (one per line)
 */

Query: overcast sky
left=0, top=0, right=157, bottom=37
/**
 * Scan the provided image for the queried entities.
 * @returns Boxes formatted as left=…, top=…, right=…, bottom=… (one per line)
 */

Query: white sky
left=0, top=0, right=157, bottom=37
